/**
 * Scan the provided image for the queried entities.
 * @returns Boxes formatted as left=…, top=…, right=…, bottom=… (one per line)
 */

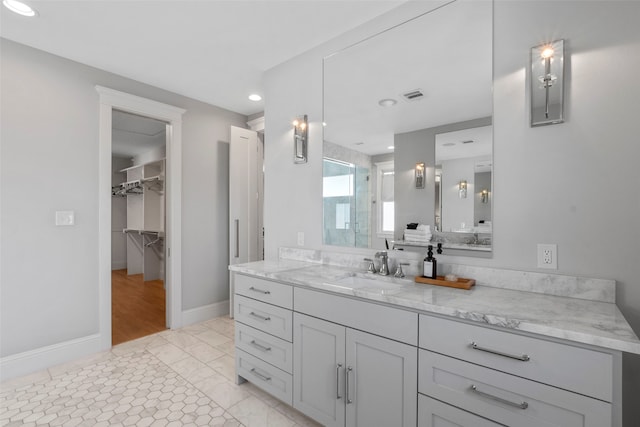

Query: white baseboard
left=182, top=300, right=230, bottom=327
left=0, top=334, right=102, bottom=382
left=111, top=261, right=127, bottom=270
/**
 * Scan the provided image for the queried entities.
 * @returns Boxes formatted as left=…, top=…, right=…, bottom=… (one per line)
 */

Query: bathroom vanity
left=230, top=255, right=640, bottom=427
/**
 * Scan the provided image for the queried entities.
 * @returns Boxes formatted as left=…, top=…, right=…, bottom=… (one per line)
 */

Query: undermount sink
left=329, top=275, right=406, bottom=294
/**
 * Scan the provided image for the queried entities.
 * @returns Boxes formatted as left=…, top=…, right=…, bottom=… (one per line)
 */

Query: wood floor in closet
left=112, top=269, right=166, bottom=346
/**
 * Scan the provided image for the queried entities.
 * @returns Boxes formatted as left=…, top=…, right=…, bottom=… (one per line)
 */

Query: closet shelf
left=119, top=158, right=166, bottom=173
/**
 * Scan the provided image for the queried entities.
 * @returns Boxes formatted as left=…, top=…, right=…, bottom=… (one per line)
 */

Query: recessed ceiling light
left=3, top=0, right=37, bottom=16
left=387, top=145, right=395, bottom=150
left=248, top=94, right=262, bottom=102
left=378, top=98, right=397, bottom=107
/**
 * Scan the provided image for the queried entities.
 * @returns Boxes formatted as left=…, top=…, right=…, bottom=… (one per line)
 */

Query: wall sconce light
left=458, top=180, right=467, bottom=199
left=293, top=115, right=308, bottom=164
left=415, top=162, right=425, bottom=189
left=481, top=189, right=489, bottom=203
left=531, top=39, right=564, bottom=126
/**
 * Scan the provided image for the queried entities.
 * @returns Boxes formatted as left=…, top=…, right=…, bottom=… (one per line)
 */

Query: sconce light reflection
left=293, top=115, right=308, bottom=164
left=481, top=189, right=489, bottom=203
left=458, top=180, right=467, bottom=199
left=415, top=162, right=425, bottom=189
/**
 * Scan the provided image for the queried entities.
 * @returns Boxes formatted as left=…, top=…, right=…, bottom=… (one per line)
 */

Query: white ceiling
left=323, top=0, right=492, bottom=156
left=0, top=0, right=405, bottom=116
left=112, top=110, right=166, bottom=158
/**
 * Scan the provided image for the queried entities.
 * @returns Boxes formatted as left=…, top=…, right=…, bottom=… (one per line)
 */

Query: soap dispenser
left=423, top=245, right=437, bottom=279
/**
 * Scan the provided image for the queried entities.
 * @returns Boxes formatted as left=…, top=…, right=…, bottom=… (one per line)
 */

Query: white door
left=345, top=328, right=417, bottom=427
left=293, top=313, right=346, bottom=427
left=229, top=126, right=259, bottom=265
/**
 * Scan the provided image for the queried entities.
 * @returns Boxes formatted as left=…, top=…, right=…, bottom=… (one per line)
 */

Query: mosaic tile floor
left=0, top=317, right=321, bottom=427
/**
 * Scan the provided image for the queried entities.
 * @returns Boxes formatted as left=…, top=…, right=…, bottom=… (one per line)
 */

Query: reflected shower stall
left=322, top=158, right=370, bottom=248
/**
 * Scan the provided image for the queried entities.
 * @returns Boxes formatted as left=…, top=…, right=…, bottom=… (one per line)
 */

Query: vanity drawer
left=418, top=394, right=502, bottom=427
left=419, top=315, right=613, bottom=402
left=235, top=323, right=293, bottom=374
left=235, top=274, right=293, bottom=309
left=419, top=350, right=612, bottom=427
left=235, top=295, right=293, bottom=342
left=294, top=287, right=418, bottom=345
left=237, top=349, right=292, bottom=405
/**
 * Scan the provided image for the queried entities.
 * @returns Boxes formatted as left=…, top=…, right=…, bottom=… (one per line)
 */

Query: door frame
left=97, top=86, right=185, bottom=350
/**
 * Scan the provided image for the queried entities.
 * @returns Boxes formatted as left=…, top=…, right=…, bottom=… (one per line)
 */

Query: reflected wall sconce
left=531, top=39, right=564, bottom=126
left=458, top=180, right=467, bottom=199
left=293, top=115, right=308, bottom=164
left=481, top=189, right=489, bottom=203
left=415, top=162, right=425, bottom=189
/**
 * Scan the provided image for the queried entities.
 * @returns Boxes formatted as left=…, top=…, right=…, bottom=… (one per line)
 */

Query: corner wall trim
left=0, top=334, right=102, bottom=382
left=182, top=301, right=230, bottom=327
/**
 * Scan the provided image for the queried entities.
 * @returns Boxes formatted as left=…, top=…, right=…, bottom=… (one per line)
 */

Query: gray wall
left=1, top=39, right=247, bottom=357
left=262, top=1, right=640, bottom=423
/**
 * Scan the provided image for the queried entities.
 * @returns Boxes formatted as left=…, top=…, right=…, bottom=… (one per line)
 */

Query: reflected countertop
left=230, top=260, right=640, bottom=355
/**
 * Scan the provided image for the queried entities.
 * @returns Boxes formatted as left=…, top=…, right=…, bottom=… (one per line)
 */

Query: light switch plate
left=55, top=211, right=75, bottom=226
left=297, top=231, right=304, bottom=246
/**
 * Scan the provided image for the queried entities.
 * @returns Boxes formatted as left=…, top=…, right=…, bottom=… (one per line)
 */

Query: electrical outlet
left=297, top=231, right=305, bottom=246
left=537, top=244, right=557, bottom=269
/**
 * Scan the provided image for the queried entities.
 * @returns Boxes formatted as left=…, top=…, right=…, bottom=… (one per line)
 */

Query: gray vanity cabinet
left=293, top=312, right=417, bottom=427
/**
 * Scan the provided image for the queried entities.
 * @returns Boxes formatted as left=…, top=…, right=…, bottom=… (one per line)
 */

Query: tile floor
left=0, top=316, right=321, bottom=427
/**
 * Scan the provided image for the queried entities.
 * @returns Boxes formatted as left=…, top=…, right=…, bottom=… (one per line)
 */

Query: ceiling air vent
left=402, top=89, right=424, bottom=102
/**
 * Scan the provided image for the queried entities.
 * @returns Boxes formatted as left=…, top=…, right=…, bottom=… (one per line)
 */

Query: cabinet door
left=293, top=313, right=346, bottom=427
left=345, top=329, right=417, bottom=427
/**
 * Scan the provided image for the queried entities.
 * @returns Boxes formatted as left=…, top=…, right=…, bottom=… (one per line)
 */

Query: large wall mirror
left=322, top=0, right=493, bottom=252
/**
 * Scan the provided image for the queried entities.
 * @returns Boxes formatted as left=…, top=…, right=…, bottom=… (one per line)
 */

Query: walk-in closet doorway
left=111, top=110, right=168, bottom=345
left=98, top=86, right=186, bottom=350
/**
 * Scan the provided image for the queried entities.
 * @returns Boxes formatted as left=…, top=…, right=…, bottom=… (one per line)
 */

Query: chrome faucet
left=394, top=262, right=409, bottom=278
left=363, top=258, right=377, bottom=274
left=375, top=251, right=389, bottom=276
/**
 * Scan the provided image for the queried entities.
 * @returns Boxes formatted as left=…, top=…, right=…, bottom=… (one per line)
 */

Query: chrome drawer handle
left=346, top=366, right=353, bottom=404
left=470, top=384, right=529, bottom=410
left=249, top=312, right=271, bottom=321
left=336, top=364, right=343, bottom=399
left=249, top=286, right=271, bottom=295
left=250, top=340, right=272, bottom=352
left=470, top=342, right=530, bottom=362
left=250, top=368, right=271, bottom=382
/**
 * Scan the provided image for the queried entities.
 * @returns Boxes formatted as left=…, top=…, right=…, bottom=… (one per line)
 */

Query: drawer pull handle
left=470, top=384, right=529, bottom=410
left=336, top=364, right=343, bottom=399
left=250, top=340, right=272, bottom=352
left=470, top=342, right=530, bottom=362
left=249, top=286, right=271, bottom=295
left=249, top=312, right=271, bottom=321
left=346, top=366, right=353, bottom=404
left=250, top=368, right=272, bottom=382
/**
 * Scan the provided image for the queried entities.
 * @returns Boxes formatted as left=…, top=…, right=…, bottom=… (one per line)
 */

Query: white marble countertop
left=230, top=260, right=640, bottom=355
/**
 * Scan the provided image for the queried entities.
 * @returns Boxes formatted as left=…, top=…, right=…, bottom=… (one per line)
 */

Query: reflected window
left=376, top=161, right=394, bottom=235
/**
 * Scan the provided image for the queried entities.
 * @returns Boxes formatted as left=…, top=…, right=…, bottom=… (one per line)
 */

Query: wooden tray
left=414, top=275, right=475, bottom=290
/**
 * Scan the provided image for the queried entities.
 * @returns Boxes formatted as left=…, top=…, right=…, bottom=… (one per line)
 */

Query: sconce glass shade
left=481, top=189, right=489, bottom=203
left=531, top=39, right=564, bottom=126
left=293, top=115, right=308, bottom=164
left=415, top=162, right=425, bottom=189
left=459, top=180, right=467, bottom=199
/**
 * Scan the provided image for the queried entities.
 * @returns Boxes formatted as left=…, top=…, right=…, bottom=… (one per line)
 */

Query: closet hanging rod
left=123, top=229, right=165, bottom=237
left=141, top=175, right=163, bottom=184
